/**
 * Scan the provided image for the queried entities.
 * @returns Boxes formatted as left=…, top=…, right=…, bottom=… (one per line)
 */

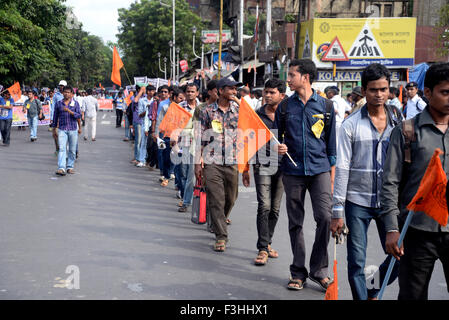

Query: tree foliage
left=0, top=0, right=112, bottom=88
left=116, top=0, right=205, bottom=79
left=436, top=3, right=449, bottom=57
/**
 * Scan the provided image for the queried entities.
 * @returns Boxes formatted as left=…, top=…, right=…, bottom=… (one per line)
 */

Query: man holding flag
left=196, top=77, right=242, bottom=252
left=381, top=62, right=449, bottom=300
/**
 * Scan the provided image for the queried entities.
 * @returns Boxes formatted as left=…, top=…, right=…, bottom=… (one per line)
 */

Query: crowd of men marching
left=1, top=59, right=448, bottom=300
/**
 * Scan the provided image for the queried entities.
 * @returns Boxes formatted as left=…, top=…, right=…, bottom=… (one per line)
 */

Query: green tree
left=436, top=3, right=449, bottom=57
left=117, top=0, right=205, bottom=80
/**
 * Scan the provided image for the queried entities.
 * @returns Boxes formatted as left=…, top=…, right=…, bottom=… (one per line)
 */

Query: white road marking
left=102, top=114, right=106, bottom=119
left=101, top=121, right=111, bottom=125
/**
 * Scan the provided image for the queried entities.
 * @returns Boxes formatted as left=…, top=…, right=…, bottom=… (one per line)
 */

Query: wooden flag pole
left=122, top=65, right=132, bottom=87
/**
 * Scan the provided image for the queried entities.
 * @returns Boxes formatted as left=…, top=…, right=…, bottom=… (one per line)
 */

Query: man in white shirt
left=404, top=81, right=427, bottom=119
left=82, top=89, right=99, bottom=141
left=325, top=86, right=349, bottom=145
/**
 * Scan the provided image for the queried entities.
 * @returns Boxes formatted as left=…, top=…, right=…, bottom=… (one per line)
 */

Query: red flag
left=407, top=148, right=449, bottom=226
left=236, top=98, right=272, bottom=173
left=111, top=46, right=124, bottom=87
left=325, top=259, right=338, bottom=300
left=159, top=102, right=193, bottom=139
left=7, top=82, right=21, bottom=102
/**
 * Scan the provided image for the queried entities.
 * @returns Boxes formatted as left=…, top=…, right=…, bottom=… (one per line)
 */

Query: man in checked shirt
left=51, top=85, right=82, bottom=176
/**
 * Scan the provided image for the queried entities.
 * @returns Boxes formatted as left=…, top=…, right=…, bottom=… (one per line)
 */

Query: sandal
left=267, top=245, right=279, bottom=258
left=161, top=179, right=169, bottom=187
left=213, top=240, right=226, bottom=252
left=287, top=278, right=305, bottom=290
left=226, top=218, right=232, bottom=225
left=254, top=251, right=268, bottom=266
left=309, top=275, right=332, bottom=292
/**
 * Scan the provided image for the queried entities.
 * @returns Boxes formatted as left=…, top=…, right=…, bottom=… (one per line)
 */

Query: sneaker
left=136, top=162, right=145, bottom=167
left=159, top=176, right=165, bottom=182
left=178, top=205, right=188, bottom=213
left=170, top=174, right=176, bottom=180
left=176, top=190, right=182, bottom=199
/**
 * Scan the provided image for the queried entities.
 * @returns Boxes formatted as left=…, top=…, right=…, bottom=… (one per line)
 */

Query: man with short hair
left=176, top=83, right=199, bottom=212
left=196, top=77, right=243, bottom=252
left=242, top=78, right=286, bottom=266
left=130, top=85, right=149, bottom=167
left=350, top=86, right=366, bottom=114
left=275, top=59, right=336, bottom=291
left=0, top=90, right=14, bottom=146
left=50, top=80, right=67, bottom=155
left=82, top=89, right=99, bottom=142
left=325, top=85, right=350, bottom=143
left=114, top=91, right=127, bottom=128
left=382, top=62, right=449, bottom=300
left=388, top=86, right=402, bottom=111
left=404, top=81, right=427, bottom=119
left=153, top=85, right=171, bottom=180
left=331, top=63, right=401, bottom=300
left=51, top=86, right=81, bottom=175
left=23, top=89, right=43, bottom=142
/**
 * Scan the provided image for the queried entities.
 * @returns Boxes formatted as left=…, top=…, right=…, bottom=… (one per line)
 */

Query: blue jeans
left=125, top=116, right=130, bottom=139
left=158, top=148, right=164, bottom=176
left=345, top=201, right=400, bottom=300
left=28, top=116, right=38, bottom=138
left=181, top=157, right=195, bottom=206
left=137, top=124, right=147, bottom=163
left=133, top=122, right=145, bottom=162
left=58, top=130, right=78, bottom=170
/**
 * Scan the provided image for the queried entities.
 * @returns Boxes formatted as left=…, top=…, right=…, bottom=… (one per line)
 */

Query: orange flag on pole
left=407, top=148, right=449, bottom=226
left=236, top=98, right=273, bottom=173
left=159, top=102, right=193, bottom=139
left=7, top=82, right=21, bottom=102
left=124, top=91, right=134, bottom=106
left=111, top=46, right=124, bottom=87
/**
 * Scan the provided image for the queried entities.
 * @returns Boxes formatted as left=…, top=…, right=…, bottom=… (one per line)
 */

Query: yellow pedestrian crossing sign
left=321, top=37, right=348, bottom=61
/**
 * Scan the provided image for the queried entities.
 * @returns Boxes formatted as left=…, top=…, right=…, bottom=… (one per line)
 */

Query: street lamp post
left=176, top=47, right=180, bottom=83
left=169, top=40, right=174, bottom=80
left=210, top=44, right=215, bottom=73
left=158, top=52, right=167, bottom=80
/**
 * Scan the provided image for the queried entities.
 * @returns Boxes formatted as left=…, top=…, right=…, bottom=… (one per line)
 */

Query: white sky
left=65, top=0, right=136, bottom=44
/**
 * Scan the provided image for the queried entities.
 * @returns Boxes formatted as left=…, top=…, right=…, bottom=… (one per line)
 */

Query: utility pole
left=218, top=0, right=223, bottom=79
left=239, top=0, right=244, bottom=83
left=266, top=0, right=272, bottom=79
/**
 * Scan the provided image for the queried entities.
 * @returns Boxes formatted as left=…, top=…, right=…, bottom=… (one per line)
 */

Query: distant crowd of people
left=1, top=59, right=447, bottom=301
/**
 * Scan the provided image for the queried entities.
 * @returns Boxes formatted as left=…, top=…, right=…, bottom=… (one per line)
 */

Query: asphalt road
left=0, top=111, right=447, bottom=300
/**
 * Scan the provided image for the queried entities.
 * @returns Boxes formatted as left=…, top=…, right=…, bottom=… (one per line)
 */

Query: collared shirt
left=381, top=107, right=449, bottom=233
left=332, top=104, right=403, bottom=219
left=51, top=98, right=81, bottom=130
left=199, top=100, right=240, bottom=165
left=0, top=97, right=14, bottom=119
left=82, top=95, right=98, bottom=118
left=24, top=98, right=42, bottom=118
left=273, top=89, right=337, bottom=176
left=351, top=97, right=366, bottom=114
left=50, top=91, right=64, bottom=119
left=253, top=105, right=281, bottom=175
left=405, top=94, right=427, bottom=119
left=155, top=99, right=171, bottom=137
left=179, top=100, right=197, bottom=155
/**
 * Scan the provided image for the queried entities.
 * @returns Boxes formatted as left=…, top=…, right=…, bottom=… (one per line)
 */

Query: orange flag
left=407, top=148, right=449, bottom=226
left=7, top=82, right=21, bottom=102
left=325, top=259, right=338, bottom=300
left=236, top=98, right=273, bottom=173
left=124, top=91, right=134, bottom=106
left=398, top=85, right=403, bottom=105
left=159, top=102, right=193, bottom=139
left=111, top=46, right=124, bottom=87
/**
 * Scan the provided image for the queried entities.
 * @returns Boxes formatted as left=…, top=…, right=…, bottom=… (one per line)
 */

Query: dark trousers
left=204, top=164, right=239, bottom=241
left=398, top=227, right=449, bottom=300
left=162, top=138, right=174, bottom=179
left=0, top=119, right=12, bottom=145
left=282, top=172, right=332, bottom=281
left=146, top=129, right=158, bottom=168
left=116, top=109, right=123, bottom=126
left=254, top=168, right=284, bottom=252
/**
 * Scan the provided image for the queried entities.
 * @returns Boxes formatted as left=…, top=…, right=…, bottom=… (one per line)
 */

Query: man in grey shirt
left=381, top=62, right=449, bottom=300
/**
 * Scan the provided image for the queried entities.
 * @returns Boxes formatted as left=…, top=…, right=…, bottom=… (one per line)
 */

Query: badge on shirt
left=312, top=113, right=324, bottom=119
left=212, top=119, right=223, bottom=133
left=311, top=119, right=325, bottom=139
left=70, top=100, right=75, bottom=107
left=26, top=103, right=30, bottom=109
left=6, top=101, right=10, bottom=106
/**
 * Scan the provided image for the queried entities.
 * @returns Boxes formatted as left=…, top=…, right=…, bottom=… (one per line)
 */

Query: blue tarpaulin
left=409, top=63, right=429, bottom=90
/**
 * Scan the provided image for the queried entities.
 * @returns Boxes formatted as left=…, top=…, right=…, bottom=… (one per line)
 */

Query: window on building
left=384, top=4, right=393, bottom=17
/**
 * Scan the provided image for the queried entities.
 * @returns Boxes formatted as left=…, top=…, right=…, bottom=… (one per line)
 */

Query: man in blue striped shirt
left=51, top=85, right=81, bottom=176
left=330, top=63, right=402, bottom=300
